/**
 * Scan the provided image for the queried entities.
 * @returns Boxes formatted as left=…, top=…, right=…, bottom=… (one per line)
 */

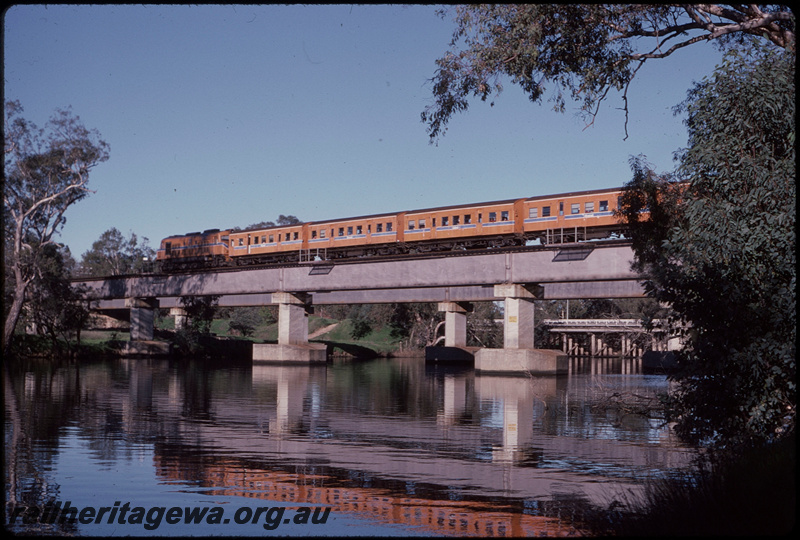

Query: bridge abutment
left=475, top=284, right=567, bottom=375
left=253, top=292, right=327, bottom=364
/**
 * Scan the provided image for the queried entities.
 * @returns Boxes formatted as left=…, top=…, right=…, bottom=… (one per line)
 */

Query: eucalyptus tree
left=4, top=101, right=109, bottom=352
left=79, top=227, right=155, bottom=276
left=422, top=5, right=794, bottom=142
left=618, top=44, right=795, bottom=445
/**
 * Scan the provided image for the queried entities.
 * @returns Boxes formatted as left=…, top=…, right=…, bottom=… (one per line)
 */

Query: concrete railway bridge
left=73, top=242, right=656, bottom=373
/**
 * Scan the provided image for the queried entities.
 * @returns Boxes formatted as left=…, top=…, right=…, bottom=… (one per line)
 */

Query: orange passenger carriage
left=228, top=223, right=307, bottom=264
left=522, top=188, right=623, bottom=243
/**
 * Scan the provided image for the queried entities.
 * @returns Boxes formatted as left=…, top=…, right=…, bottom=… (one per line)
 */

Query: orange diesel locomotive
left=156, top=186, right=626, bottom=270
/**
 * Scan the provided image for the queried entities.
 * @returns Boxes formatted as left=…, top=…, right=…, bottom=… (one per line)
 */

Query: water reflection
left=4, top=356, right=695, bottom=536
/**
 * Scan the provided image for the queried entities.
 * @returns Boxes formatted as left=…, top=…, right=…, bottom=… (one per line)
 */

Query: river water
left=4, top=355, right=696, bottom=536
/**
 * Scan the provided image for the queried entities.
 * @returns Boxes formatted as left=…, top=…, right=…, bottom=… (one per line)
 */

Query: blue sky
left=4, top=4, right=724, bottom=259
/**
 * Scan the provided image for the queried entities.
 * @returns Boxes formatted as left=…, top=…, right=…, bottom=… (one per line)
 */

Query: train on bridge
left=156, top=186, right=629, bottom=271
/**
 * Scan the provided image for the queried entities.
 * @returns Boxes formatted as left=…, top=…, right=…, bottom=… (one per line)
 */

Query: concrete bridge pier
left=475, top=284, right=567, bottom=375
left=426, top=302, right=477, bottom=363
left=253, top=292, right=327, bottom=364
left=169, top=307, right=188, bottom=330
left=124, top=297, right=169, bottom=356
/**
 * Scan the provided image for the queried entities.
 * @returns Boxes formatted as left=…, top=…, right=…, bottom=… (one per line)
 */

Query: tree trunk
left=3, top=284, right=28, bottom=353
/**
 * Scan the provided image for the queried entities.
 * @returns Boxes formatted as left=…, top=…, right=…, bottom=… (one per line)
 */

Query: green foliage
left=79, top=227, right=156, bottom=276
left=620, top=44, right=795, bottom=446
left=423, top=5, right=794, bottom=142
left=227, top=307, right=264, bottom=337
left=4, top=100, right=109, bottom=352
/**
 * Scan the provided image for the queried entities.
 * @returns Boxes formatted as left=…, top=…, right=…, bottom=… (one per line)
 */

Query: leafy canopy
left=422, top=5, right=795, bottom=142
left=618, top=43, right=795, bottom=446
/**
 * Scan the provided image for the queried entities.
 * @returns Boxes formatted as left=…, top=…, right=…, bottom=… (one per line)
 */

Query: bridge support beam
left=126, top=297, right=159, bottom=341
left=426, top=302, right=477, bottom=364
left=253, top=292, right=327, bottom=364
left=169, top=307, right=188, bottom=331
left=475, top=284, right=567, bottom=375
left=123, top=298, right=170, bottom=356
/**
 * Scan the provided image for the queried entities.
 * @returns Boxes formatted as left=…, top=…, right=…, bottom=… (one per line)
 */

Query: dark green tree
left=79, top=227, right=155, bottom=276
left=4, top=100, right=109, bottom=352
left=618, top=44, right=795, bottom=445
left=174, top=295, right=220, bottom=354
left=423, top=5, right=794, bottom=142
left=23, top=244, right=91, bottom=355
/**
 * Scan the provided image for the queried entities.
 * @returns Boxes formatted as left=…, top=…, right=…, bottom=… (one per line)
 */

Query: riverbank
left=584, top=432, right=795, bottom=536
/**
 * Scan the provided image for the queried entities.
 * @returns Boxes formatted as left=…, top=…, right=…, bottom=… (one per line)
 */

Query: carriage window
left=311, top=230, right=317, bottom=239
left=320, top=229, right=326, bottom=239
left=293, top=232, right=299, bottom=240
left=542, top=206, right=551, bottom=217
left=356, top=225, right=362, bottom=235
left=386, top=222, right=393, bottom=232
left=501, top=211, right=509, bottom=221
left=442, top=216, right=449, bottom=226
left=571, top=203, right=580, bottom=214
left=408, top=220, right=415, bottom=230
left=376, top=223, right=383, bottom=233
left=488, top=212, right=496, bottom=222
left=559, top=202, right=564, bottom=216
left=347, top=226, right=353, bottom=235
left=285, top=233, right=291, bottom=242
left=478, top=213, right=483, bottom=223
left=585, top=202, right=594, bottom=213
left=432, top=218, right=436, bottom=228
left=453, top=215, right=460, bottom=225
left=599, top=200, right=609, bottom=211
left=238, top=238, right=243, bottom=246
left=464, top=214, right=471, bottom=224
left=261, top=235, right=267, bottom=244
left=338, top=227, right=345, bottom=237
left=529, top=208, right=538, bottom=219
left=418, top=218, right=425, bottom=229
left=269, top=234, right=274, bottom=243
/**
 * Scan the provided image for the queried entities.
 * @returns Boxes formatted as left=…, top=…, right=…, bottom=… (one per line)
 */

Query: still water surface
left=5, top=356, right=696, bottom=536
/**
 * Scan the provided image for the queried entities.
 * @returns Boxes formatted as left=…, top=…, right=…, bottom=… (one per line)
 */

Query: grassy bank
left=587, top=433, right=795, bottom=536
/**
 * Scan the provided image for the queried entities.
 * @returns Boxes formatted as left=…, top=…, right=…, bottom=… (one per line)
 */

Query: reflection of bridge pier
left=475, top=375, right=563, bottom=465
left=252, top=365, right=326, bottom=434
